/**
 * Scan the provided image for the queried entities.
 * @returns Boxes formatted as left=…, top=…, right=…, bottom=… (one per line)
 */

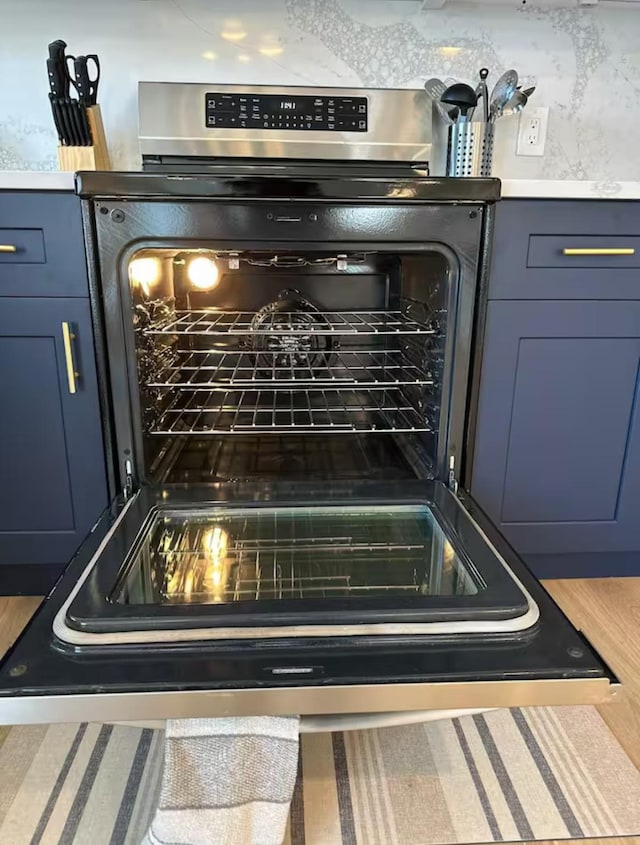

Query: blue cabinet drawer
left=527, top=235, right=640, bottom=269
left=0, top=192, right=89, bottom=297
left=491, top=200, right=640, bottom=299
left=0, top=229, right=46, bottom=264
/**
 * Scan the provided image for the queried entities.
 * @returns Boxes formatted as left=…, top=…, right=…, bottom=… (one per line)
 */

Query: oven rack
left=150, top=388, right=430, bottom=435
left=149, top=349, right=433, bottom=389
left=145, top=309, right=434, bottom=337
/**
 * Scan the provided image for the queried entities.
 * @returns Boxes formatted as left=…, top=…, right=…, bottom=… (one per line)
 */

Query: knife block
left=57, top=105, right=111, bottom=171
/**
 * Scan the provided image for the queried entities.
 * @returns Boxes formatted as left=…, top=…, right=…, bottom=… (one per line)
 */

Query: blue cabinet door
left=0, top=298, right=108, bottom=580
left=471, top=300, right=640, bottom=577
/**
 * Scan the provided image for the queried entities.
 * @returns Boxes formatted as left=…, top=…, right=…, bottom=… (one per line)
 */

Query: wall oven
left=0, top=84, right=616, bottom=724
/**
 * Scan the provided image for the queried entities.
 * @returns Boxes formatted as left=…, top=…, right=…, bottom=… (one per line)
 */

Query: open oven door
left=0, top=479, right=617, bottom=725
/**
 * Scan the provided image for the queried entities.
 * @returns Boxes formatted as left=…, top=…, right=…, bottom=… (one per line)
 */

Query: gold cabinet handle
left=562, top=248, right=635, bottom=256
left=0, top=244, right=17, bottom=253
left=62, top=322, right=79, bottom=395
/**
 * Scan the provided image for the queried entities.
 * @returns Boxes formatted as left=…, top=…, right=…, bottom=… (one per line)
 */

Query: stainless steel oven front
left=0, top=83, right=617, bottom=724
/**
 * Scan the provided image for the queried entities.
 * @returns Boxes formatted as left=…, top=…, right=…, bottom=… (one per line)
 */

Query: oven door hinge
left=448, top=455, right=459, bottom=495
left=123, top=459, right=134, bottom=499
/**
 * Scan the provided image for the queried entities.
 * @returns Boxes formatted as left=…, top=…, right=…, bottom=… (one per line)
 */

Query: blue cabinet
left=0, top=191, right=108, bottom=594
left=471, top=300, right=640, bottom=577
left=470, top=198, right=640, bottom=578
left=0, top=298, right=108, bottom=592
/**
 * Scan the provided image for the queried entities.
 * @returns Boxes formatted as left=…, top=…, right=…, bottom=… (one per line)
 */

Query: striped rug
left=1, top=706, right=640, bottom=844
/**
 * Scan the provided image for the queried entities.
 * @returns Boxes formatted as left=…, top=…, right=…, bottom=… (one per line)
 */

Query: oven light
left=188, top=256, right=220, bottom=290
left=129, top=256, right=161, bottom=296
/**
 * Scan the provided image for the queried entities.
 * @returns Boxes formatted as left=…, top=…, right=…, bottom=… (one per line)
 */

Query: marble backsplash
left=0, top=0, right=639, bottom=181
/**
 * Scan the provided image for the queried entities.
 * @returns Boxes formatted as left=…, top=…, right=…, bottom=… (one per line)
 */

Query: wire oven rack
left=149, top=349, right=433, bottom=389
left=142, top=307, right=436, bottom=436
left=146, top=309, right=435, bottom=337
left=150, top=388, right=430, bottom=435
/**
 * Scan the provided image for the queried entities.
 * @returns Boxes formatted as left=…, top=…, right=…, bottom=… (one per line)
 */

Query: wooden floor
left=2, top=580, right=640, bottom=845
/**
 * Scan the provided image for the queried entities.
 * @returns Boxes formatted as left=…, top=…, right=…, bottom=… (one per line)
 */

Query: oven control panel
left=205, top=92, right=368, bottom=132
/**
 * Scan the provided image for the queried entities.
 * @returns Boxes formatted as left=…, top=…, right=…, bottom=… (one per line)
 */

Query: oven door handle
left=61, top=321, right=79, bottom=394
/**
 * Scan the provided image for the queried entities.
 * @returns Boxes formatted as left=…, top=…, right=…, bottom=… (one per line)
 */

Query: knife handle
left=46, top=41, right=70, bottom=98
left=48, top=93, right=64, bottom=143
left=74, top=55, right=100, bottom=106
left=46, top=57, right=65, bottom=97
left=47, top=39, right=67, bottom=62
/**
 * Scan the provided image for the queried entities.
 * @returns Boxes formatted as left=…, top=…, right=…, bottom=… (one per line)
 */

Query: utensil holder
left=446, top=121, right=494, bottom=177
left=57, top=105, right=111, bottom=171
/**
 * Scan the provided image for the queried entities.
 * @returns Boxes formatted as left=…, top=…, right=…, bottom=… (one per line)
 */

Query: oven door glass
left=58, top=481, right=533, bottom=643
left=0, top=480, right=615, bottom=725
left=114, top=504, right=480, bottom=605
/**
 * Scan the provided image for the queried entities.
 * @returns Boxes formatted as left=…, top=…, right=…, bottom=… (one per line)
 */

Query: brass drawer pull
left=62, top=322, right=79, bottom=395
left=562, top=247, right=635, bottom=256
left=0, top=244, right=17, bottom=253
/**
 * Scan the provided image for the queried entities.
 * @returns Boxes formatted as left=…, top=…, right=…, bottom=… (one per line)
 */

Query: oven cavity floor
left=156, top=433, right=421, bottom=483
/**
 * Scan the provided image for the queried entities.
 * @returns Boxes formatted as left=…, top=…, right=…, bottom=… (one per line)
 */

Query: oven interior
left=127, top=247, right=452, bottom=488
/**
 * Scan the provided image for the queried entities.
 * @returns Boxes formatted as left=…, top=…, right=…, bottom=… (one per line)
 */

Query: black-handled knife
left=48, top=94, right=64, bottom=144
left=47, top=40, right=69, bottom=97
left=47, top=41, right=75, bottom=144
left=47, top=58, right=75, bottom=144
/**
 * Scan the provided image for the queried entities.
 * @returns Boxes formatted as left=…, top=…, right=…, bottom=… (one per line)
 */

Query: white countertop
left=500, top=179, right=640, bottom=200
left=1, top=171, right=640, bottom=200
left=0, top=171, right=76, bottom=190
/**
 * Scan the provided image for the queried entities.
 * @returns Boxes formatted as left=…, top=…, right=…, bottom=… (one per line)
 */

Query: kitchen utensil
left=489, top=69, right=518, bottom=122
left=62, top=99, right=80, bottom=145
left=440, top=83, right=477, bottom=124
left=74, top=54, right=100, bottom=106
left=447, top=121, right=494, bottom=177
left=68, top=56, right=98, bottom=144
left=424, top=78, right=456, bottom=124
left=64, top=96, right=85, bottom=145
left=47, top=43, right=101, bottom=147
left=47, top=94, right=64, bottom=143
left=47, top=42, right=68, bottom=142
left=501, top=86, right=535, bottom=118
left=47, top=40, right=76, bottom=145
left=475, top=68, right=489, bottom=123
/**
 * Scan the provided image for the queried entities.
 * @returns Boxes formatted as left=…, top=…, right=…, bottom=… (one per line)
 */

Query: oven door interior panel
left=62, top=481, right=534, bottom=641
left=0, top=481, right=616, bottom=724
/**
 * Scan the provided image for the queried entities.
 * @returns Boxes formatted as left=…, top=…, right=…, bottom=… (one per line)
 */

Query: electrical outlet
left=516, top=107, right=549, bottom=157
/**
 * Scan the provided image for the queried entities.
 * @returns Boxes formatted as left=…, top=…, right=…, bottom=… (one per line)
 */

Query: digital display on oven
left=205, top=92, right=368, bottom=132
